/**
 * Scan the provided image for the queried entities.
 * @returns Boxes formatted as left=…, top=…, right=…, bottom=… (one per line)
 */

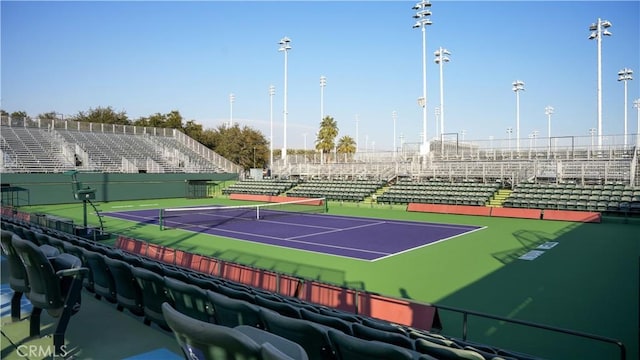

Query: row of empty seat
left=505, top=182, right=640, bottom=213
left=222, top=180, right=299, bottom=196
left=1, top=217, right=539, bottom=360
left=1, top=125, right=228, bottom=173
left=378, top=181, right=500, bottom=206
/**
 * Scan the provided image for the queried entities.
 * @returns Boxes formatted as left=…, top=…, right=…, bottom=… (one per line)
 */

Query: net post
left=159, top=208, right=164, bottom=231
left=323, top=197, right=328, bottom=213
left=256, top=206, right=260, bottom=220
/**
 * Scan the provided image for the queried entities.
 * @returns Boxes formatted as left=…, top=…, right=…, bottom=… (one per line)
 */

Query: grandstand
left=1, top=118, right=638, bottom=359
left=1, top=118, right=241, bottom=174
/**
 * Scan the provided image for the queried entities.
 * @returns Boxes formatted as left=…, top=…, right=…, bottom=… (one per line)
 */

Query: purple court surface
left=103, top=208, right=484, bottom=261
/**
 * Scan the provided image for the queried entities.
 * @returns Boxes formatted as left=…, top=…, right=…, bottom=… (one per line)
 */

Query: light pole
left=618, top=68, right=633, bottom=147
left=269, top=85, right=275, bottom=167
left=417, top=96, right=426, bottom=144
left=634, top=98, right=640, bottom=146
left=229, top=93, right=235, bottom=127
left=434, top=106, right=440, bottom=138
left=545, top=105, right=554, bottom=151
left=512, top=80, right=525, bottom=151
left=434, top=47, right=450, bottom=136
left=355, top=114, right=360, bottom=153
left=589, top=128, right=597, bottom=150
left=589, top=18, right=612, bottom=149
left=320, top=75, right=327, bottom=122
left=392, top=111, right=398, bottom=158
left=279, top=36, right=292, bottom=163
left=412, top=0, right=432, bottom=155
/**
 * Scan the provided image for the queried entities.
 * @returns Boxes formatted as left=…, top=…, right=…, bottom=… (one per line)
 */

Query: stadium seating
left=208, top=290, right=264, bottom=328
left=259, top=308, right=336, bottom=360
left=11, top=235, right=88, bottom=354
left=164, top=276, right=215, bottom=323
left=286, top=180, right=385, bottom=202
left=0, top=218, right=553, bottom=360
left=378, top=180, right=500, bottom=206
left=327, top=329, right=421, bottom=360
left=504, top=182, right=639, bottom=213
left=162, top=302, right=308, bottom=360
left=131, top=266, right=173, bottom=330
left=104, top=256, right=145, bottom=316
left=0, top=124, right=232, bottom=173
left=0, top=230, right=30, bottom=321
left=222, top=179, right=299, bottom=196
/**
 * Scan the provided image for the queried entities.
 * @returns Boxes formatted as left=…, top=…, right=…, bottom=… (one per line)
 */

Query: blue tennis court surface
left=103, top=209, right=484, bottom=261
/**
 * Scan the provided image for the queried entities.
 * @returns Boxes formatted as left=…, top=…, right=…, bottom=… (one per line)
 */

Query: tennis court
left=103, top=204, right=484, bottom=261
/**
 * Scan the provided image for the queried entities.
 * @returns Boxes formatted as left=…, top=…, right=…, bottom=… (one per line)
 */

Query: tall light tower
left=392, top=111, right=398, bottom=158
left=412, top=0, right=432, bottom=155
left=434, top=47, right=450, bottom=136
left=512, top=80, right=525, bottom=151
left=320, top=75, right=327, bottom=122
left=545, top=105, right=554, bottom=151
left=355, top=114, right=360, bottom=153
left=634, top=98, right=640, bottom=146
left=588, top=18, right=612, bottom=148
left=229, top=93, right=235, bottom=127
left=269, top=85, right=275, bottom=167
left=279, top=36, right=292, bottom=163
left=618, top=68, right=633, bottom=147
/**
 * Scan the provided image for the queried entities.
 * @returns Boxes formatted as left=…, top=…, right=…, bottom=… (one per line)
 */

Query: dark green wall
left=1, top=173, right=238, bottom=205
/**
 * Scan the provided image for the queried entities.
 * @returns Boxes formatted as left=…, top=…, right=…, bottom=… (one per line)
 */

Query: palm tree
left=336, top=135, right=357, bottom=162
left=315, top=116, right=339, bottom=162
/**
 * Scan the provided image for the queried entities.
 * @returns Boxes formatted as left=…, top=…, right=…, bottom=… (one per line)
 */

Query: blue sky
left=2, top=1, right=639, bottom=151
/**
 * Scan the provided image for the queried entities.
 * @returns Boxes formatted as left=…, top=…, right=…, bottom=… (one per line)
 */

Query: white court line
left=371, top=226, right=488, bottom=262
left=286, top=221, right=387, bottom=240
left=177, top=222, right=390, bottom=256
left=104, top=210, right=481, bottom=261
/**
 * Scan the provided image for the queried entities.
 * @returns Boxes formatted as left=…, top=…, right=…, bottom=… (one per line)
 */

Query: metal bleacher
left=1, top=119, right=242, bottom=174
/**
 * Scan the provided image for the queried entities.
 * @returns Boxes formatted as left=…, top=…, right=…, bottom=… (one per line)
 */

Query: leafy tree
left=337, top=135, right=357, bottom=161
left=315, top=116, right=338, bottom=162
left=37, top=111, right=63, bottom=121
left=10, top=111, right=28, bottom=121
left=69, top=106, right=130, bottom=125
left=206, top=124, right=268, bottom=170
left=183, top=120, right=203, bottom=140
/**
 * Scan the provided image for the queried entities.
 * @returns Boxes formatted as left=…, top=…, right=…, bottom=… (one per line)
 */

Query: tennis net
left=159, top=197, right=327, bottom=230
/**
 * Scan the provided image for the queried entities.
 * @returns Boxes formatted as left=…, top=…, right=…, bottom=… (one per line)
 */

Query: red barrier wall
left=229, top=194, right=321, bottom=205
left=299, top=281, right=358, bottom=313
left=543, top=210, right=601, bottom=223
left=407, top=203, right=492, bottom=216
left=490, top=207, right=542, bottom=219
left=357, top=293, right=441, bottom=331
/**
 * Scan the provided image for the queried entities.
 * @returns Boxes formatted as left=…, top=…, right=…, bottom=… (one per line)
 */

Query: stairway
left=487, top=189, right=512, bottom=207
left=364, top=186, right=389, bottom=204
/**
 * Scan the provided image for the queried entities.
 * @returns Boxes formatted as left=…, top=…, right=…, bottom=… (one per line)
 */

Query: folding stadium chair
left=161, top=302, right=307, bottom=360
left=255, top=294, right=302, bottom=319
left=11, top=236, right=88, bottom=354
left=299, top=308, right=353, bottom=335
left=131, top=266, right=173, bottom=330
left=80, top=247, right=117, bottom=303
left=259, top=308, right=337, bottom=360
left=327, top=329, right=419, bottom=360
left=104, top=256, right=144, bottom=316
left=414, top=338, right=486, bottom=360
left=208, top=290, right=264, bottom=328
left=351, top=323, right=415, bottom=350
left=164, top=276, right=215, bottom=323
left=1, top=230, right=30, bottom=321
